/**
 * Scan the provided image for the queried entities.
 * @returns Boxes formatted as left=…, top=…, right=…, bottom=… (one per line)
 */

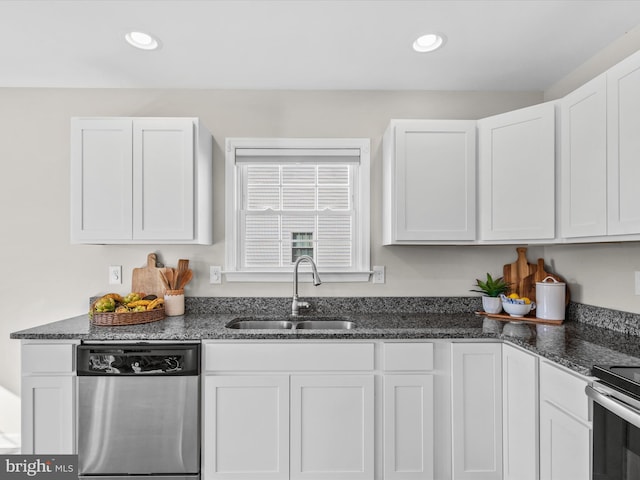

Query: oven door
left=587, top=382, right=640, bottom=480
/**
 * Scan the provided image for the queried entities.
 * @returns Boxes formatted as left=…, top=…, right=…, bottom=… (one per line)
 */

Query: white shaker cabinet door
left=539, top=401, right=591, bottom=480
left=502, top=345, right=539, bottom=480
left=607, top=49, right=640, bottom=235
left=132, top=118, right=195, bottom=241
left=382, top=120, right=477, bottom=244
left=478, top=102, right=556, bottom=241
left=451, top=343, right=502, bottom=480
left=560, top=74, right=608, bottom=238
left=290, top=375, right=374, bottom=480
left=383, top=374, right=435, bottom=480
left=70, top=118, right=133, bottom=242
left=203, top=375, right=290, bottom=480
left=21, top=376, right=75, bottom=454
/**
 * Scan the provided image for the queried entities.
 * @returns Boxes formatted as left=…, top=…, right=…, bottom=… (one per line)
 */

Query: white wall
left=0, top=88, right=544, bottom=395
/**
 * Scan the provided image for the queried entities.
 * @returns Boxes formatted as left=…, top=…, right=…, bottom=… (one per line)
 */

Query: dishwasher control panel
left=77, top=344, right=200, bottom=376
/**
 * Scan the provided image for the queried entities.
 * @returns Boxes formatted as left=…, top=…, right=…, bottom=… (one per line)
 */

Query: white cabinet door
left=203, top=375, right=290, bottom=480
left=607, top=49, right=640, bottom=235
left=502, top=345, right=539, bottom=480
left=451, top=343, right=502, bottom=480
left=383, top=374, right=434, bottom=480
left=539, top=361, right=591, bottom=480
left=70, top=118, right=133, bottom=242
left=290, top=375, right=374, bottom=480
left=539, top=401, right=591, bottom=480
left=382, top=120, right=476, bottom=244
left=70, top=116, right=212, bottom=244
left=560, top=74, right=608, bottom=238
left=478, top=102, right=556, bottom=241
left=21, top=376, right=75, bottom=454
left=133, top=118, right=195, bottom=241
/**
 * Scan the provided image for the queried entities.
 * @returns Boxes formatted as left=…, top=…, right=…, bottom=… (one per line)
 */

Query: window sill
left=223, top=271, right=373, bottom=283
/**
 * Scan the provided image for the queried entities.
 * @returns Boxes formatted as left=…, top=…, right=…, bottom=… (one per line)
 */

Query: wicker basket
left=91, top=307, right=165, bottom=326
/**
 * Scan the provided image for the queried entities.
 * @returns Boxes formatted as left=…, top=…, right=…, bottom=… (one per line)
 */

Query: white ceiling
left=3, top=0, right=640, bottom=91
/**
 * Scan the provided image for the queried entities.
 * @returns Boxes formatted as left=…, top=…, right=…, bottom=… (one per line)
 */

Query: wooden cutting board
left=132, top=253, right=166, bottom=297
left=503, top=247, right=537, bottom=300
left=502, top=248, right=570, bottom=304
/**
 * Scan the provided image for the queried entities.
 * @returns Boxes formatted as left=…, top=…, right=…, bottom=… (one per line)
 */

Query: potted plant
left=471, top=273, right=511, bottom=314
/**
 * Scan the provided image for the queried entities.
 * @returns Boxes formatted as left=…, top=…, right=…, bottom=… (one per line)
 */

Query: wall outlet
left=210, top=266, right=222, bottom=284
left=372, top=265, right=385, bottom=284
left=109, top=265, right=122, bottom=285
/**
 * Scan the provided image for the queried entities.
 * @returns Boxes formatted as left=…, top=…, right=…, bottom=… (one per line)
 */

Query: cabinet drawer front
left=205, top=342, right=374, bottom=372
left=22, top=343, right=75, bottom=374
left=540, top=361, right=590, bottom=423
left=383, top=342, right=434, bottom=371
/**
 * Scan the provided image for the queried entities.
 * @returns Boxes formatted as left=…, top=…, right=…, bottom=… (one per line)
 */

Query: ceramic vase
left=482, top=296, right=502, bottom=314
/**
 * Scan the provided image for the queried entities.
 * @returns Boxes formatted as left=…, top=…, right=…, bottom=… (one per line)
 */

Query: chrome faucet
left=291, top=255, right=322, bottom=316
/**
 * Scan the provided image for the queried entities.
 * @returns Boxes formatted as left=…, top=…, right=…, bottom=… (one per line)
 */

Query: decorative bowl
left=502, top=301, right=534, bottom=317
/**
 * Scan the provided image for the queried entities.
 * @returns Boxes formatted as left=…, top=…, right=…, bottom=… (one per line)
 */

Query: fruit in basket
left=147, top=298, right=164, bottom=310
left=123, top=292, right=146, bottom=304
left=90, top=292, right=164, bottom=317
left=94, top=296, right=116, bottom=312
left=127, top=300, right=152, bottom=308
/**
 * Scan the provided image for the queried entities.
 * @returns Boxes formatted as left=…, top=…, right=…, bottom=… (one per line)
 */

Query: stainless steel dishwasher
left=77, top=343, right=200, bottom=480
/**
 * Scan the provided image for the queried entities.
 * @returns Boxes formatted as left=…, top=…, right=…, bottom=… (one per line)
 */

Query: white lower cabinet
left=202, top=342, right=375, bottom=480
left=382, top=342, right=438, bottom=480
left=502, top=344, right=539, bottom=480
left=204, top=375, right=290, bottom=479
left=451, top=342, right=503, bottom=480
left=290, top=375, right=374, bottom=480
left=539, top=361, right=592, bottom=480
left=383, top=374, right=434, bottom=480
left=20, top=340, right=78, bottom=454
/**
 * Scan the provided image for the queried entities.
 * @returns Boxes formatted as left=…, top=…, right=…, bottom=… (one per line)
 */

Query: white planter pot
left=482, top=296, right=502, bottom=314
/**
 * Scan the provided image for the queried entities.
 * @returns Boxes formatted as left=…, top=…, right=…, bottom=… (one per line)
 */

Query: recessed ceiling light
left=125, top=31, right=159, bottom=50
left=413, top=33, right=445, bottom=53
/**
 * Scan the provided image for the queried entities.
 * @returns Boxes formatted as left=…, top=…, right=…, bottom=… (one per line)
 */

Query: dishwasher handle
left=77, top=344, right=200, bottom=376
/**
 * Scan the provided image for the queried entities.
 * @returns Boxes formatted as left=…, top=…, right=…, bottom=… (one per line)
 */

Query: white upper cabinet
left=607, top=49, right=640, bottom=235
left=70, top=117, right=213, bottom=244
left=383, top=120, right=477, bottom=244
left=478, top=102, right=556, bottom=242
left=560, top=74, right=608, bottom=238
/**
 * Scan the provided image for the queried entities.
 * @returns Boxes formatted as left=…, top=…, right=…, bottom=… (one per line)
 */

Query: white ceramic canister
left=164, top=289, right=185, bottom=316
left=535, top=276, right=566, bottom=320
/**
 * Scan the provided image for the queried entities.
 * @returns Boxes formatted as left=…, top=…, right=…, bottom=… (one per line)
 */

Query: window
left=225, top=138, right=371, bottom=282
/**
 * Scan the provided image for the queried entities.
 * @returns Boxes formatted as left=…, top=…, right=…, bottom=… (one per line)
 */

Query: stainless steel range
left=587, top=365, right=640, bottom=480
left=77, top=343, right=200, bottom=480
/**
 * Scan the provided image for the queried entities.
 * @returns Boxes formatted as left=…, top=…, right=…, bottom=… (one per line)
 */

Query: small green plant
left=470, top=273, right=511, bottom=297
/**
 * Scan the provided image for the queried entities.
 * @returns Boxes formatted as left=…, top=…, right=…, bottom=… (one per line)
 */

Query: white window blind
left=225, top=138, right=371, bottom=282
left=241, top=163, right=354, bottom=269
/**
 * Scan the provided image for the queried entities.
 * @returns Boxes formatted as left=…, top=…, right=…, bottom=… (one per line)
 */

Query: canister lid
left=536, top=275, right=565, bottom=286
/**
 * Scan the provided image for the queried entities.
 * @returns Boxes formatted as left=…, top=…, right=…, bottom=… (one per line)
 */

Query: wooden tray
left=475, top=311, right=564, bottom=326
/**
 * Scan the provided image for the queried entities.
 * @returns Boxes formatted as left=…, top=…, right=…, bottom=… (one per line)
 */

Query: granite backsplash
left=180, top=296, right=640, bottom=337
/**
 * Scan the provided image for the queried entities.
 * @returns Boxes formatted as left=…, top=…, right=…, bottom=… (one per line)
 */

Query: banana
left=147, top=298, right=164, bottom=310
left=126, top=299, right=152, bottom=307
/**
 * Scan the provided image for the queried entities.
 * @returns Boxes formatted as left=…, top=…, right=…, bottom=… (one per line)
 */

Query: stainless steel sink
left=225, top=317, right=356, bottom=330
left=295, top=320, right=357, bottom=330
left=225, top=319, right=293, bottom=329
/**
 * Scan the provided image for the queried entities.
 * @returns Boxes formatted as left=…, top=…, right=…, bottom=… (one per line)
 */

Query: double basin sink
left=226, top=317, right=356, bottom=330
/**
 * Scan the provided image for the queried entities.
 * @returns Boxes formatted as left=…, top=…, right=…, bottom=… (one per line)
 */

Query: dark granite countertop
left=11, top=301, right=640, bottom=377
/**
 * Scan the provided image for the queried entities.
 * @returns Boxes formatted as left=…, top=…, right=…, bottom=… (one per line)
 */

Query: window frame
left=225, top=137, right=371, bottom=282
